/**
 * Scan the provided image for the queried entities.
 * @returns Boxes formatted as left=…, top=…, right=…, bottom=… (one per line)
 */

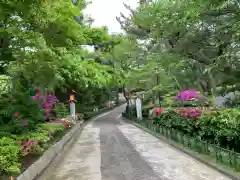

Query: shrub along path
left=43, top=105, right=230, bottom=180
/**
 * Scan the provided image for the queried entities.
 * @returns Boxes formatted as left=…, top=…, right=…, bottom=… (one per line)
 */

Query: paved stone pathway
left=48, top=106, right=231, bottom=180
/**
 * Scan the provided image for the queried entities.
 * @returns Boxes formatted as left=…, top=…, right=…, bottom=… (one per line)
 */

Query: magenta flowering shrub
left=0, top=90, right=59, bottom=134
left=32, top=92, right=58, bottom=120
left=0, top=91, right=45, bottom=134
left=42, top=94, right=58, bottom=120
left=175, top=90, right=201, bottom=101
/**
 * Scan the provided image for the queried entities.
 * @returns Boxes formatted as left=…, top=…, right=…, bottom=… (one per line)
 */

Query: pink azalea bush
left=42, top=94, right=58, bottom=120
left=175, top=90, right=201, bottom=101
left=154, top=107, right=164, bottom=116
left=177, top=108, right=202, bottom=118
left=173, top=90, right=202, bottom=117
left=32, top=92, right=58, bottom=120
left=7, top=91, right=58, bottom=133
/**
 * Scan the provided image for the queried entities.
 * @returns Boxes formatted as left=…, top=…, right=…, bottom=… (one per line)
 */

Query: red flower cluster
left=21, top=140, right=38, bottom=156
left=13, top=112, right=20, bottom=120
left=154, top=108, right=164, bottom=116
left=13, top=112, right=29, bottom=125
left=178, top=108, right=201, bottom=118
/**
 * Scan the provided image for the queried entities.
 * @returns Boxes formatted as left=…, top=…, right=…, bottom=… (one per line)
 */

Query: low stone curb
left=122, top=116, right=239, bottom=180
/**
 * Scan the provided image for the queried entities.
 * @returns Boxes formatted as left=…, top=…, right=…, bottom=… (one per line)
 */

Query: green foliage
left=197, top=108, right=240, bottom=149
left=37, top=123, right=65, bottom=134
left=0, top=0, right=120, bottom=92
left=0, top=137, right=21, bottom=174
left=27, top=131, right=50, bottom=144
left=52, top=103, right=69, bottom=119
left=0, top=0, right=122, bottom=176
left=117, top=0, right=240, bottom=95
left=155, top=110, right=198, bottom=136
left=0, top=122, right=69, bottom=175
left=154, top=108, right=240, bottom=152
left=75, top=87, right=114, bottom=113
left=162, top=94, right=174, bottom=107
left=0, top=91, right=44, bottom=134
left=0, top=0, right=120, bottom=137
left=0, top=75, right=11, bottom=95
left=101, top=36, right=145, bottom=91
left=57, top=55, right=116, bottom=90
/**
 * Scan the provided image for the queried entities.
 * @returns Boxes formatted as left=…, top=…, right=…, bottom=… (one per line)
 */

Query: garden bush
left=197, top=108, right=240, bottom=151
left=154, top=108, right=240, bottom=152
left=154, top=109, right=199, bottom=136
left=0, top=137, right=21, bottom=175
left=162, top=94, right=174, bottom=107
left=0, top=122, right=71, bottom=176
left=0, top=91, right=45, bottom=134
left=52, top=103, right=69, bottom=119
left=0, top=88, right=118, bottom=176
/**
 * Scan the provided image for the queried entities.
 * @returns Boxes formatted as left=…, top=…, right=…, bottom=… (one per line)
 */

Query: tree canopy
left=1, top=0, right=239, bottom=101
left=0, top=0, right=120, bottom=93
left=114, top=0, right=240, bottom=96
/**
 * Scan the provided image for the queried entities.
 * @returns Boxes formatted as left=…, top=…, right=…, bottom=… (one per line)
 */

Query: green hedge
left=0, top=123, right=70, bottom=176
left=154, top=108, right=240, bottom=152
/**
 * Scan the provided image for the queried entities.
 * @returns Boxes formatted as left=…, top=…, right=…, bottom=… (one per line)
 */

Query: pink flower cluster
left=154, top=107, right=164, bottom=116
left=178, top=108, right=201, bottom=118
left=42, top=94, right=58, bottom=120
left=32, top=92, right=58, bottom=120
left=175, top=90, right=200, bottom=101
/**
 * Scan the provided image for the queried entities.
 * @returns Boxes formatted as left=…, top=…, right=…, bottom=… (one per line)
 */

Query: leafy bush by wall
left=52, top=103, right=69, bottom=119
left=197, top=108, right=240, bottom=150
left=0, top=91, right=45, bottom=134
left=0, top=137, right=21, bottom=174
left=154, top=108, right=240, bottom=152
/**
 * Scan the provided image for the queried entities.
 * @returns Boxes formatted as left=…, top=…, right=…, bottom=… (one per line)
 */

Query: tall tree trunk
left=115, top=87, right=119, bottom=105
left=122, top=84, right=129, bottom=103
left=152, top=90, right=156, bottom=105
left=156, top=74, right=160, bottom=102
left=208, top=71, right=216, bottom=95
left=173, top=76, right=182, bottom=90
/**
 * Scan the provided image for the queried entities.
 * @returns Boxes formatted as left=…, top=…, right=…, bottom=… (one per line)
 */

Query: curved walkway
left=47, top=106, right=231, bottom=180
